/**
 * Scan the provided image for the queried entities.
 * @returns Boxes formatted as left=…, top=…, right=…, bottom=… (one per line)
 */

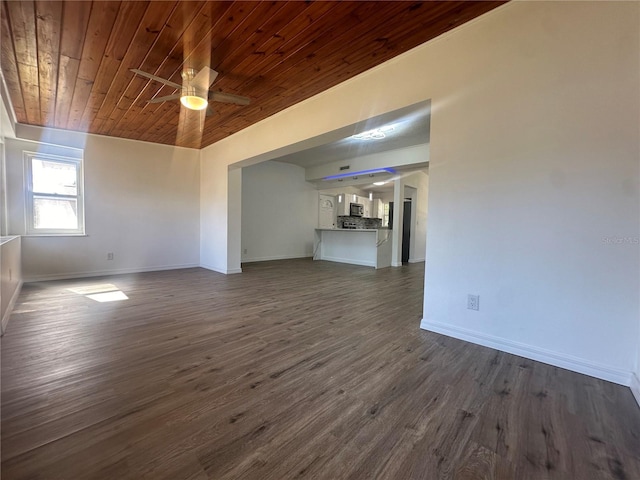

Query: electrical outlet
left=467, top=294, right=480, bottom=311
left=107, top=252, right=114, bottom=261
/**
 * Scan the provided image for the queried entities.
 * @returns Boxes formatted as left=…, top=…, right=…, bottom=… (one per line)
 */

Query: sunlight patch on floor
left=67, top=283, right=129, bottom=302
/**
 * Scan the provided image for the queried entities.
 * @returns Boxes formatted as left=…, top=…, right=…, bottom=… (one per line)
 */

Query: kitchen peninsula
left=313, top=227, right=392, bottom=269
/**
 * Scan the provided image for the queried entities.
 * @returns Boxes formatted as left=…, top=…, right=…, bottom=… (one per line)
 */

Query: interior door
left=402, top=200, right=411, bottom=263
left=318, top=194, right=337, bottom=228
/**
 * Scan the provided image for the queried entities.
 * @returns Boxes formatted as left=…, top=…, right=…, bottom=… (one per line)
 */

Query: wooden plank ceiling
left=1, top=1, right=504, bottom=149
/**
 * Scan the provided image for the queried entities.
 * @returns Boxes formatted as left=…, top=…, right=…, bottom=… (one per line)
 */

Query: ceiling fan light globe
left=180, top=95, right=208, bottom=111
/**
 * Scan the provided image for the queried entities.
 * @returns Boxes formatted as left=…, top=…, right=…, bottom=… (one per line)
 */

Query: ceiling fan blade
left=130, top=69, right=182, bottom=89
left=192, top=67, right=219, bottom=90
left=147, top=94, right=181, bottom=104
left=210, top=91, right=250, bottom=106
left=206, top=105, right=214, bottom=117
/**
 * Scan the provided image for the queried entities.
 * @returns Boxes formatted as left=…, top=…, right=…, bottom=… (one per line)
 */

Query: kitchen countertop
left=315, top=228, right=388, bottom=232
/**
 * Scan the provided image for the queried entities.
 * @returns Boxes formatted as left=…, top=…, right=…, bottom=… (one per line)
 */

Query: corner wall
left=241, top=161, right=317, bottom=263
left=1, top=237, right=21, bottom=333
left=5, top=131, right=200, bottom=280
left=199, top=1, right=640, bottom=387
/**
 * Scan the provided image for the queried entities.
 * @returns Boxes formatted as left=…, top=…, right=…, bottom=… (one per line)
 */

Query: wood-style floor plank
left=2, top=259, right=639, bottom=479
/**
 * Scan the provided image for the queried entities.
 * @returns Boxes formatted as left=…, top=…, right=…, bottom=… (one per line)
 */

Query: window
left=24, top=152, right=84, bottom=235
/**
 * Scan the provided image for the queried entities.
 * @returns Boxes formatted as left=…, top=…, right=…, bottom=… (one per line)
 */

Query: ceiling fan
left=130, top=67, right=250, bottom=113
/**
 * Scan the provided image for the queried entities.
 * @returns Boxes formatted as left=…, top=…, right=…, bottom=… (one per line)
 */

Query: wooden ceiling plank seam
left=164, top=1, right=287, bottom=146
left=289, top=1, right=507, bottom=99
left=1, top=0, right=504, bottom=148
left=216, top=1, right=383, bottom=102
left=109, top=2, right=237, bottom=141
left=34, top=0, right=63, bottom=127
left=135, top=1, right=265, bottom=143
left=110, top=4, right=222, bottom=141
left=6, top=0, right=41, bottom=125
left=53, top=0, right=91, bottom=129
left=143, top=0, right=337, bottom=146
left=213, top=1, right=335, bottom=95
left=180, top=1, right=262, bottom=74
left=236, top=1, right=413, bottom=96
left=65, top=0, right=121, bottom=131
left=77, top=0, right=152, bottom=132
left=111, top=1, right=207, bottom=131
left=211, top=2, right=503, bottom=144
left=102, top=1, right=209, bottom=136
left=192, top=3, right=398, bottom=143
left=91, top=0, right=181, bottom=134
left=0, top=1, right=27, bottom=121
left=270, top=2, right=478, bottom=99
left=203, top=0, right=289, bottom=80
left=201, top=2, right=501, bottom=146
left=133, top=2, right=233, bottom=112
left=209, top=2, right=487, bottom=130
left=133, top=0, right=239, bottom=131
left=199, top=1, right=412, bottom=143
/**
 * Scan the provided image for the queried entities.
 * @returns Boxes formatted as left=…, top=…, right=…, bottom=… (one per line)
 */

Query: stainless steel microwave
left=350, top=203, right=364, bottom=217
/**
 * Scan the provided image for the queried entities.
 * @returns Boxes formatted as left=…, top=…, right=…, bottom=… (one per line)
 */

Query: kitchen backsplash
left=337, top=216, right=383, bottom=229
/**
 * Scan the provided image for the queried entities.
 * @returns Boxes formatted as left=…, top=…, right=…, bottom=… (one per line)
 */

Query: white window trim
left=23, top=151, right=85, bottom=236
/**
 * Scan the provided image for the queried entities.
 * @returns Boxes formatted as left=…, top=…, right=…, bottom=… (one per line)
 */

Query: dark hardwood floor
left=2, top=259, right=639, bottom=479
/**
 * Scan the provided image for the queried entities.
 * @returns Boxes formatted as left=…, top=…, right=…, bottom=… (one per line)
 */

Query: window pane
left=32, top=159, right=77, bottom=195
left=33, top=197, right=78, bottom=230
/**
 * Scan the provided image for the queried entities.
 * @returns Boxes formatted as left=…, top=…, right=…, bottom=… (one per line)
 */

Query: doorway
left=390, top=199, right=413, bottom=264
left=402, top=200, right=412, bottom=263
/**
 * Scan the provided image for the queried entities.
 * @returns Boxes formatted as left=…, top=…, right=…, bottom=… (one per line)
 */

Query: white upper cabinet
left=371, top=199, right=384, bottom=219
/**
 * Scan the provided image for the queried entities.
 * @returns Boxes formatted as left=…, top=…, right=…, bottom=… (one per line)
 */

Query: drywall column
left=227, top=167, right=242, bottom=273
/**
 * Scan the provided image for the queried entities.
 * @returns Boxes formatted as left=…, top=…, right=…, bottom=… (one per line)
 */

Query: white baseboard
left=408, top=257, right=425, bottom=264
left=24, top=263, right=200, bottom=283
left=420, top=319, right=632, bottom=387
left=242, top=254, right=312, bottom=263
left=317, top=256, right=375, bottom=268
left=392, top=261, right=403, bottom=267
left=631, top=373, right=640, bottom=409
left=1, top=280, right=23, bottom=335
left=199, top=263, right=242, bottom=275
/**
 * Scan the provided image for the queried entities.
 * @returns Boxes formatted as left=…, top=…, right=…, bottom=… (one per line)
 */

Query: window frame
left=23, top=151, right=85, bottom=236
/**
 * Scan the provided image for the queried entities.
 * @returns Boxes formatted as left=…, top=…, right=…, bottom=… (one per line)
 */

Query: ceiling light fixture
left=373, top=181, right=385, bottom=186
left=180, top=86, right=208, bottom=110
left=352, top=125, right=395, bottom=140
left=369, top=192, right=373, bottom=200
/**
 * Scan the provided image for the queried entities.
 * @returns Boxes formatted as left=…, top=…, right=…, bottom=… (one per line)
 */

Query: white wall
left=242, top=161, right=317, bottom=263
left=199, top=2, right=639, bottom=387
left=418, top=2, right=639, bottom=386
left=1, top=237, right=21, bottom=333
left=5, top=132, right=200, bottom=280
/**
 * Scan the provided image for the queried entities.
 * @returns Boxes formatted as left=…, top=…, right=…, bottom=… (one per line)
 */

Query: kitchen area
left=240, top=102, right=430, bottom=269
left=314, top=191, right=393, bottom=269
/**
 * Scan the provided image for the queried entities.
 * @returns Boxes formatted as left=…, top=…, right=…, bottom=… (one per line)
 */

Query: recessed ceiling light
left=352, top=125, right=395, bottom=140
left=373, top=181, right=385, bottom=186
